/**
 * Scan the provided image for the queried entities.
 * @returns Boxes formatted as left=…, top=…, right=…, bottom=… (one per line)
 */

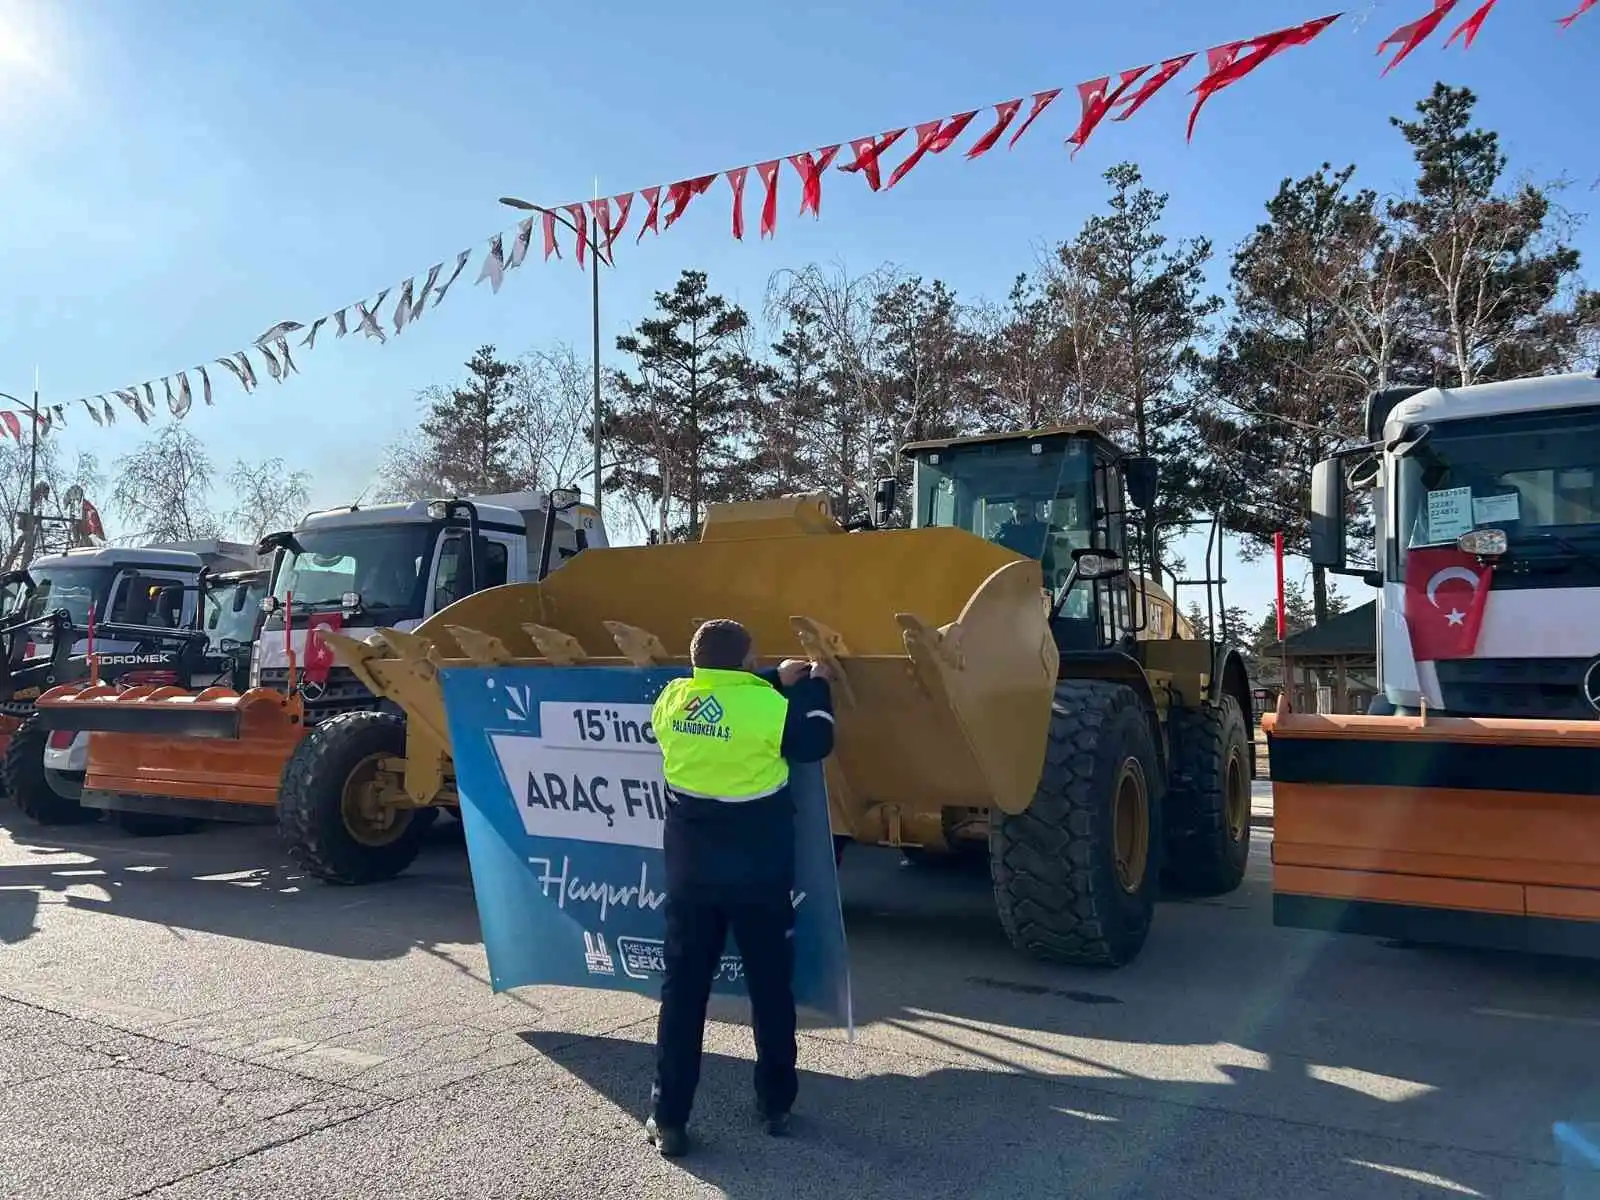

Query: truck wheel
left=2, top=714, right=96, bottom=826
left=278, top=710, right=427, bottom=885
left=991, top=680, right=1163, bottom=967
left=1163, top=693, right=1252, bottom=896
left=114, top=811, right=202, bottom=837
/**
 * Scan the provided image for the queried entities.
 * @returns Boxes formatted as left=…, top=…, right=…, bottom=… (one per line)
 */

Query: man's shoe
left=645, top=1116, right=689, bottom=1158
left=759, top=1109, right=791, bottom=1137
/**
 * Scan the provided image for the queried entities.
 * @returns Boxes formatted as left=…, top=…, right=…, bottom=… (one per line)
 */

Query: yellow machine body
left=323, top=494, right=1062, bottom=852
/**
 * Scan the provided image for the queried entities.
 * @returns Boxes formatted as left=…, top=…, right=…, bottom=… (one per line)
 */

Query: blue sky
left=1, top=0, right=1595, bottom=626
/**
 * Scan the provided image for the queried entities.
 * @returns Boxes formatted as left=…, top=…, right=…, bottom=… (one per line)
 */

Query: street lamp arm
left=498, top=196, right=614, bottom=268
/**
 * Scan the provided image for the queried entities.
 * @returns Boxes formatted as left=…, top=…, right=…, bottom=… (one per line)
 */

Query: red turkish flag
left=303, top=613, right=343, bottom=686
left=81, top=499, right=105, bottom=539
left=1445, top=0, right=1499, bottom=47
left=1560, top=0, right=1598, bottom=28
left=1403, top=547, right=1493, bottom=661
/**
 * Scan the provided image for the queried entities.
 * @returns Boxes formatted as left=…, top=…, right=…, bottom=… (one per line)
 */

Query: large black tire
left=1163, top=693, right=1252, bottom=896
left=277, top=710, right=428, bottom=885
left=114, top=810, right=202, bottom=837
left=991, top=680, right=1164, bottom=967
left=2, top=713, right=96, bottom=826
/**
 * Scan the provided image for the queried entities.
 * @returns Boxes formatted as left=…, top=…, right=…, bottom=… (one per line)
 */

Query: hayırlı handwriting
left=527, top=854, right=807, bottom=924
left=529, top=856, right=668, bottom=923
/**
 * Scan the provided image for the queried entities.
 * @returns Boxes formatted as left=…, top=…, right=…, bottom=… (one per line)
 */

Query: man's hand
left=808, top=659, right=835, bottom=683
left=776, top=658, right=811, bottom=687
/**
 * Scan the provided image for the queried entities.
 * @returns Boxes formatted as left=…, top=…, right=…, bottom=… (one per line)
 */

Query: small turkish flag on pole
left=304, top=613, right=344, bottom=686
left=1403, top=547, right=1493, bottom=661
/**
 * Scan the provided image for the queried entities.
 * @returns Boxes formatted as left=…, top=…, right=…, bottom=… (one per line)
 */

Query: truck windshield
left=916, top=438, right=1096, bottom=608
left=271, top=524, right=436, bottom=617
left=1394, top=406, right=1600, bottom=577
left=17, top=567, right=113, bottom=625
left=204, top=580, right=265, bottom=647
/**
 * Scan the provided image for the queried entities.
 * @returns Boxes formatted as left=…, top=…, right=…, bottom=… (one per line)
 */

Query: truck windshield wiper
left=1513, top=533, right=1600, bottom=573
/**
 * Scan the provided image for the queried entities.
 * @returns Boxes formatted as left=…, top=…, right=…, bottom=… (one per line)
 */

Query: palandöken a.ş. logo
left=674, top=693, right=730, bottom=740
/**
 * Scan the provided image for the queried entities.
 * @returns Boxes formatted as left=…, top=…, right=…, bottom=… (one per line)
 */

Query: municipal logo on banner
left=438, top=665, right=853, bottom=1033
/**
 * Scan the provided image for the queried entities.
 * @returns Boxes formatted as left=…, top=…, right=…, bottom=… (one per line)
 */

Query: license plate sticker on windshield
left=1471, top=492, right=1520, bottom=524
left=1426, top=487, right=1474, bottom=542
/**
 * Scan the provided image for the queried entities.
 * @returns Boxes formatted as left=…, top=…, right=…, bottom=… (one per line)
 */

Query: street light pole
left=498, top=196, right=612, bottom=520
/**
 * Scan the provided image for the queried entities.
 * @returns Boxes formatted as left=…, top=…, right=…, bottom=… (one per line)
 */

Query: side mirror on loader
left=1071, top=546, right=1124, bottom=581
left=872, top=477, right=898, bottom=529
left=1309, top=458, right=1346, bottom=572
left=1123, top=457, right=1159, bottom=512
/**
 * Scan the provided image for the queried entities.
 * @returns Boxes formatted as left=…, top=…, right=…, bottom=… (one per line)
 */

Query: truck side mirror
left=1309, top=458, right=1346, bottom=571
left=1123, top=456, right=1159, bottom=512
left=873, top=477, right=898, bottom=528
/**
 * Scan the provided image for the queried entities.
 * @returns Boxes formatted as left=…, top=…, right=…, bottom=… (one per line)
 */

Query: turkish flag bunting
left=607, top=193, right=634, bottom=249
left=1403, top=547, right=1494, bottom=661
left=1187, top=15, right=1340, bottom=141
left=1445, top=0, right=1499, bottom=47
left=966, top=99, right=1023, bottom=159
left=0, top=411, right=20, bottom=441
left=755, top=160, right=780, bottom=237
left=564, top=203, right=589, bottom=267
left=1377, top=0, right=1458, bottom=74
left=590, top=196, right=619, bottom=254
left=303, top=613, right=344, bottom=686
left=839, top=130, right=906, bottom=191
left=1008, top=88, right=1062, bottom=149
left=1560, top=0, right=1598, bottom=27
left=1113, top=54, right=1195, bottom=122
left=726, top=166, right=750, bottom=240
left=886, top=111, right=977, bottom=189
left=663, top=175, right=716, bottom=229
left=1068, top=69, right=1150, bottom=156
left=636, top=186, right=663, bottom=242
left=788, top=145, right=840, bottom=217
left=542, top=211, right=562, bottom=261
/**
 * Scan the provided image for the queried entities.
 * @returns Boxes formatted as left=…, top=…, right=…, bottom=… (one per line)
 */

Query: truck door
left=426, top=531, right=515, bottom=616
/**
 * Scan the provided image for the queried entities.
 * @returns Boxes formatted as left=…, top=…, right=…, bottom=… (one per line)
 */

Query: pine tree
left=609, top=270, right=769, bottom=538
left=1388, top=84, right=1597, bottom=385
left=1195, top=165, right=1382, bottom=621
left=415, top=346, right=521, bottom=495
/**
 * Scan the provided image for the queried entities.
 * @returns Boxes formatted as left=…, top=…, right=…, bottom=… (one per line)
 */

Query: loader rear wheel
left=278, top=711, right=427, bottom=885
left=2, top=714, right=96, bottom=827
left=1163, top=693, right=1252, bottom=896
left=990, top=681, right=1163, bottom=967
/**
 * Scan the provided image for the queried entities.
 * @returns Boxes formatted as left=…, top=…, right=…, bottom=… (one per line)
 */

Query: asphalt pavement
left=2, top=798, right=1598, bottom=1200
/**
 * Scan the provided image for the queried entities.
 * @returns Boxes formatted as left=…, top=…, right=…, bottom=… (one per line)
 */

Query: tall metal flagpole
left=591, top=177, right=603, bottom=519
left=27, top=366, right=40, bottom=559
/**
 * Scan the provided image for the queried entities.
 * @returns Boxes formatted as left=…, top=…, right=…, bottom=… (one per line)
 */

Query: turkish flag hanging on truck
left=303, top=613, right=344, bottom=685
left=1403, top=547, right=1493, bottom=660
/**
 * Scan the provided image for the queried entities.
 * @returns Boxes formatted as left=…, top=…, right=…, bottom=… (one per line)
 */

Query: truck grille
left=1434, top=657, right=1599, bottom=721
left=258, top=667, right=378, bottom=725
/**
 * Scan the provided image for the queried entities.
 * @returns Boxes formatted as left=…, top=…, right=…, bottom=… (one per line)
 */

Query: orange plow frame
left=1263, top=705, right=1600, bottom=959
left=34, top=683, right=309, bottom=810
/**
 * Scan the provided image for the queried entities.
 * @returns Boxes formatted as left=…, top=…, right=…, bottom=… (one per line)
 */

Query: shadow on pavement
left=521, top=1029, right=1554, bottom=1200
left=0, top=816, right=476, bottom=958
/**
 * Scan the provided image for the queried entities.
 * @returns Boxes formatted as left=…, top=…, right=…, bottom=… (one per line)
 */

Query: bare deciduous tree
left=109, top=424, right=222, bottom=543
left=226, top=457, right=311, bottom=543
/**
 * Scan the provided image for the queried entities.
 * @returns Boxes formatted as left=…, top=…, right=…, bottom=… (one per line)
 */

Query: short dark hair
left=690, top=619, right=752, bottom=670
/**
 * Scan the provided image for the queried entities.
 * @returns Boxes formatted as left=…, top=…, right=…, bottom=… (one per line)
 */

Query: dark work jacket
left=661, top=671, right=835, bottom=904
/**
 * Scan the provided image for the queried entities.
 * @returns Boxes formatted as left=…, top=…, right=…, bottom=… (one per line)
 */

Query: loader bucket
left=34, top=683, right=308, bottom=808
left=1263, top=706, right=1600, bottom=958
left=325, top=494, right=1061, bottom=846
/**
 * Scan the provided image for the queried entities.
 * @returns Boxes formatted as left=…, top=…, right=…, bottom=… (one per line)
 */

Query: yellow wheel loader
left=300, top=427, right=1255, bottom=967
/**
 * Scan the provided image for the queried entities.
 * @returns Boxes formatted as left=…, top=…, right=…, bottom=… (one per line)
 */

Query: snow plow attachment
left=32, top=683, right=307, bottom=808
left=1264, top=705, right=1600, bottom=959
left=321, top=494, right=1060, bottom=851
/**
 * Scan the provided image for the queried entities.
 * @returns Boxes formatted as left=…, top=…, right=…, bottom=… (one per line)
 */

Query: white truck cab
left=1311, top=369, right=1600, bottom=719
left=250, top=490, right=607, bottom=717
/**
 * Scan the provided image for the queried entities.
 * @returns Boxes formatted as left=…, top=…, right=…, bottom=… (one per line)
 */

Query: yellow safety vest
left=651, top=668, right=790, bottom=802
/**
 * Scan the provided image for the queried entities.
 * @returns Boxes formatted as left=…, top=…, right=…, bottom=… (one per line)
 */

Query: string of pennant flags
left=14, top=0, right=1592, bottom=442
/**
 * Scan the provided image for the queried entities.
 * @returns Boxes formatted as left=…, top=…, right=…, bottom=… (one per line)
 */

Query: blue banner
left=438, top=664, right=853, bottom=1029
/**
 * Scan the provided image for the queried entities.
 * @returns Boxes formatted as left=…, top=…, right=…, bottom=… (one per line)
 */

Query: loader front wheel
left=1163, top=693, right=1252, bottom=896
left=991, top=681, right=1163, bottom=967
left=2, top=714, right=95, bottom=827
left=278, top=711, right=427, bottom=885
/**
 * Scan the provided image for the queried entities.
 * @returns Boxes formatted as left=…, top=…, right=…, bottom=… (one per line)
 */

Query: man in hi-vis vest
left=644, top=618, right=837, bottom=1158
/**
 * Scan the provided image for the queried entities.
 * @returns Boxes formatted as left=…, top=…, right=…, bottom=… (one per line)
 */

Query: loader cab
left=901, top=427, right=1148, bottom=652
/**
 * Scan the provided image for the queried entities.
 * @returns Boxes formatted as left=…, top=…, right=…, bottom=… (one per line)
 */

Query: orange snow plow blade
left=1262, top=707, right=1600, bottom=959
left=34, top=684, right=308, bottom=807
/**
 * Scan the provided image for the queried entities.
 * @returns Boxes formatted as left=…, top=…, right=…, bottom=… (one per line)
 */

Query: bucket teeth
left=369, top=627, right=439, bottom=664
left=603, top=621, right=669, bottom=667
left=790, top=616, right=855, bottom=707
left=521, top=624, right=587, bottom=666
left=444, top=625, right=512, bottom=665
